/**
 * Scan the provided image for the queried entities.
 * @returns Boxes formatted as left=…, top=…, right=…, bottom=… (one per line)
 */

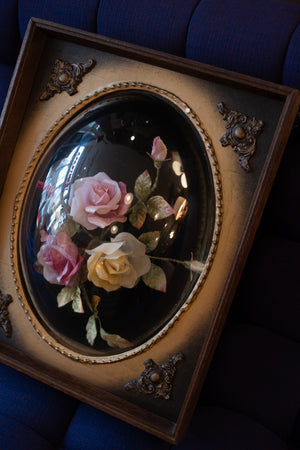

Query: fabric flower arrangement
left=35, top=137, right=204, bottom=348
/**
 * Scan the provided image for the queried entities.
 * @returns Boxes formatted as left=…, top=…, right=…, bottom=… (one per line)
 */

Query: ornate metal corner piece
left=0, top=291, right=13, bottom=338
left=40, top=58, right=96, bottom=101
left=124, top=353, right=184, bottom=400
left=217, top=102, right=264, bottom=172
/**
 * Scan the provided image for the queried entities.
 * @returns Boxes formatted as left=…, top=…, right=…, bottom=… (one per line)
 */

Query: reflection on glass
left=21, top=91, right=215, bottom=356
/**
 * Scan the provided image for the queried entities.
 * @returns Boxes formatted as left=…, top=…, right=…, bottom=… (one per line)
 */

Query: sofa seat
left=0, top=363, right=78, bottom=449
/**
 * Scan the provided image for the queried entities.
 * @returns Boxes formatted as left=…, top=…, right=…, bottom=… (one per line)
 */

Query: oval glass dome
left=17, top=85, right=220, bottom=361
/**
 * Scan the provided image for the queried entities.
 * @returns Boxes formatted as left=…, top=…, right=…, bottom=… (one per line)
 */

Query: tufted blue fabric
left=186, top=0, right=300, bottom=84
left=0, top=412, right=55, bottom=450
left=262, top=121, right=300, bottom=242
left=233, top=235, right=300, bottom=342
left=199, top=324, right=300, bottom=442
left=0, top=362, right=78, bottom=446
left=18, top=0, right=100, bottom=39
left=283, top=23, right=300, bottom=89
left=176, top=406, right=288, bottom=450
left=97, top=0, right=200, bottom=55
left=0, top=64, right=15, bottom=113
left=62, top=403, right=170, bottom=450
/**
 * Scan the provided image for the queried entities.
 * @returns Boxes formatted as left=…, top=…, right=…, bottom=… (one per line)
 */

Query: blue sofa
left=0, top=1, right=299, bottom=448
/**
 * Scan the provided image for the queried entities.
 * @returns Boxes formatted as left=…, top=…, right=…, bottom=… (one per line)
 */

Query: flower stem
left=81, top=285, right=95, bottom=315
left=150, top=255, right=185, bottom=265
left=80, top=227, right=96, bottom=240
left=151, top=166, right=160, bottom=193
left=150, top=255, right=204, bottom=272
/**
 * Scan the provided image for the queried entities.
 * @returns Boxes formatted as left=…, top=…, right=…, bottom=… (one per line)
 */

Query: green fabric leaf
left=56, top=216, right=81, bottom=237
left=129, top=200, right=147, bottom=229
left=134, top=170, right=152, bottom=201
left=147, top=195, right=174, bottom=221
left=57, top=286, right=77, bottom=308
left=138, top=231, right=161, bottom=252
left=100, top=327, right=131, bottom=349
left=71, top=286, right=84, bottom=313
left=142, top=263, right=167, bottom=292
left=57, top=286, right=84, bottom=312
left=86, top=315, right=97, bottom=346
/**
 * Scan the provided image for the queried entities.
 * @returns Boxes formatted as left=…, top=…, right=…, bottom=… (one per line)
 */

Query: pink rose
left=37, top=231, right=83, bottom=286
left=69, top=172, right=131, bottom=230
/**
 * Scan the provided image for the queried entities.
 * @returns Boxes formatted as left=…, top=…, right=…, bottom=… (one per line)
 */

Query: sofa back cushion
left=186, top=0, right=300, bottom=85
left=18, top=0, right=100, bottom=38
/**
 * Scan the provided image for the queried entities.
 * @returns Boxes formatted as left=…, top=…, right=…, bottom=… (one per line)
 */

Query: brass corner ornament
left=217, top=102, right=264, bottom=172
left=124, top=353, right=184, bottom=400
left=0, top=290, right=13, bottom=338
left=40, top=58, right=96, bottom=101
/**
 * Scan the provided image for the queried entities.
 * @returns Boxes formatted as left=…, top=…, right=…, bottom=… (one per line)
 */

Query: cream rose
left=86, top=232, right=151, bottom=292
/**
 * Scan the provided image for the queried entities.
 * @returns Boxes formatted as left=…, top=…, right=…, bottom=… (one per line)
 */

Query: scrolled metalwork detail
left=217, top=102, right=264, bottom=172
left=0, top=290, right=13, bottom=337
left=40, top=58, right=96, bottom=101
left=124, top=353, right=184, bottom=400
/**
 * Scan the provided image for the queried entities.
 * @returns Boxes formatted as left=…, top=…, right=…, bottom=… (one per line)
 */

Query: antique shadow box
left=0, top=18, right=299, bottom=444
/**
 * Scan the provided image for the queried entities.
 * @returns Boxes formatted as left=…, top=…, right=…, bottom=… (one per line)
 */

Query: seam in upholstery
left=58, top=403, right=81, bottom=449
left=94, top=0, right=102, bottom=32
left=281, top=16, right=300, bottom=84
left=184, top=0, right=203, bottom=57
left=0, top=410, right=56, bottom=447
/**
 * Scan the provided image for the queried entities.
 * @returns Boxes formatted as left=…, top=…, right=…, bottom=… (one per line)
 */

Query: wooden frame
left=0, top=19, right=299, bottom=444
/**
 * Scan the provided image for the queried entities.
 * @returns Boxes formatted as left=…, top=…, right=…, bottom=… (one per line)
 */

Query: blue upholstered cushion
left=200, top=324, right=300, bottom=441
left=262, top=124, right=300, bottom=242
left=63, top=403, right=169, bottom=450
left=0, top=363, right=78, bottom=446
left=176, top=406, right=287, bottom=450
left=97, top=0, right=200, bottom=55
left=18, top=0, right=100, bottom=38
left=0, top=0, right=20, bottom=64
left=0, top=412, right=54, bottom=450
left=233, top=235, right=300, bottom=342
left=0, top=64, right=15, bottom=114
left=186, top=0, right=300, bottom=84
left=283, top=23, right=300, bottom=90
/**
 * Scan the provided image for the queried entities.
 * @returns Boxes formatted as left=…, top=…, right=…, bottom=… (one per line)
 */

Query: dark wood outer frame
left=0, top=18, right=299, bottom=444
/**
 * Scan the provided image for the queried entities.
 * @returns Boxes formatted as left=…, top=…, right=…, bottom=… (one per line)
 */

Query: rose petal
left=115, top=181, right=130, bottom=216
left=112, top=232, right=147, bottom=257
left=87, top=212, right=127, bottom=229
left=130, top=255, right=151, bottom=278
left=151, top=136, right=167, bottom=161
left=86, top=241, right=124, bottom=256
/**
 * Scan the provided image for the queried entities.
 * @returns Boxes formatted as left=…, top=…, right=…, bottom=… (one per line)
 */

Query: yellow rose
left=86, top=232, right=151, bottom=292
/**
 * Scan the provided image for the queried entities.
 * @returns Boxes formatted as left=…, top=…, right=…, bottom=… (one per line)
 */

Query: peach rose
left=69, top=172, right=131, bottom=230
left=37, top=231, right=83, bottom=286
left=86, top=232, right=151, bottom=292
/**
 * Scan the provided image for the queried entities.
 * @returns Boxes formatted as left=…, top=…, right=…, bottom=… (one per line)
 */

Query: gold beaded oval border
left=10, top=82, right=223, bottom=364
